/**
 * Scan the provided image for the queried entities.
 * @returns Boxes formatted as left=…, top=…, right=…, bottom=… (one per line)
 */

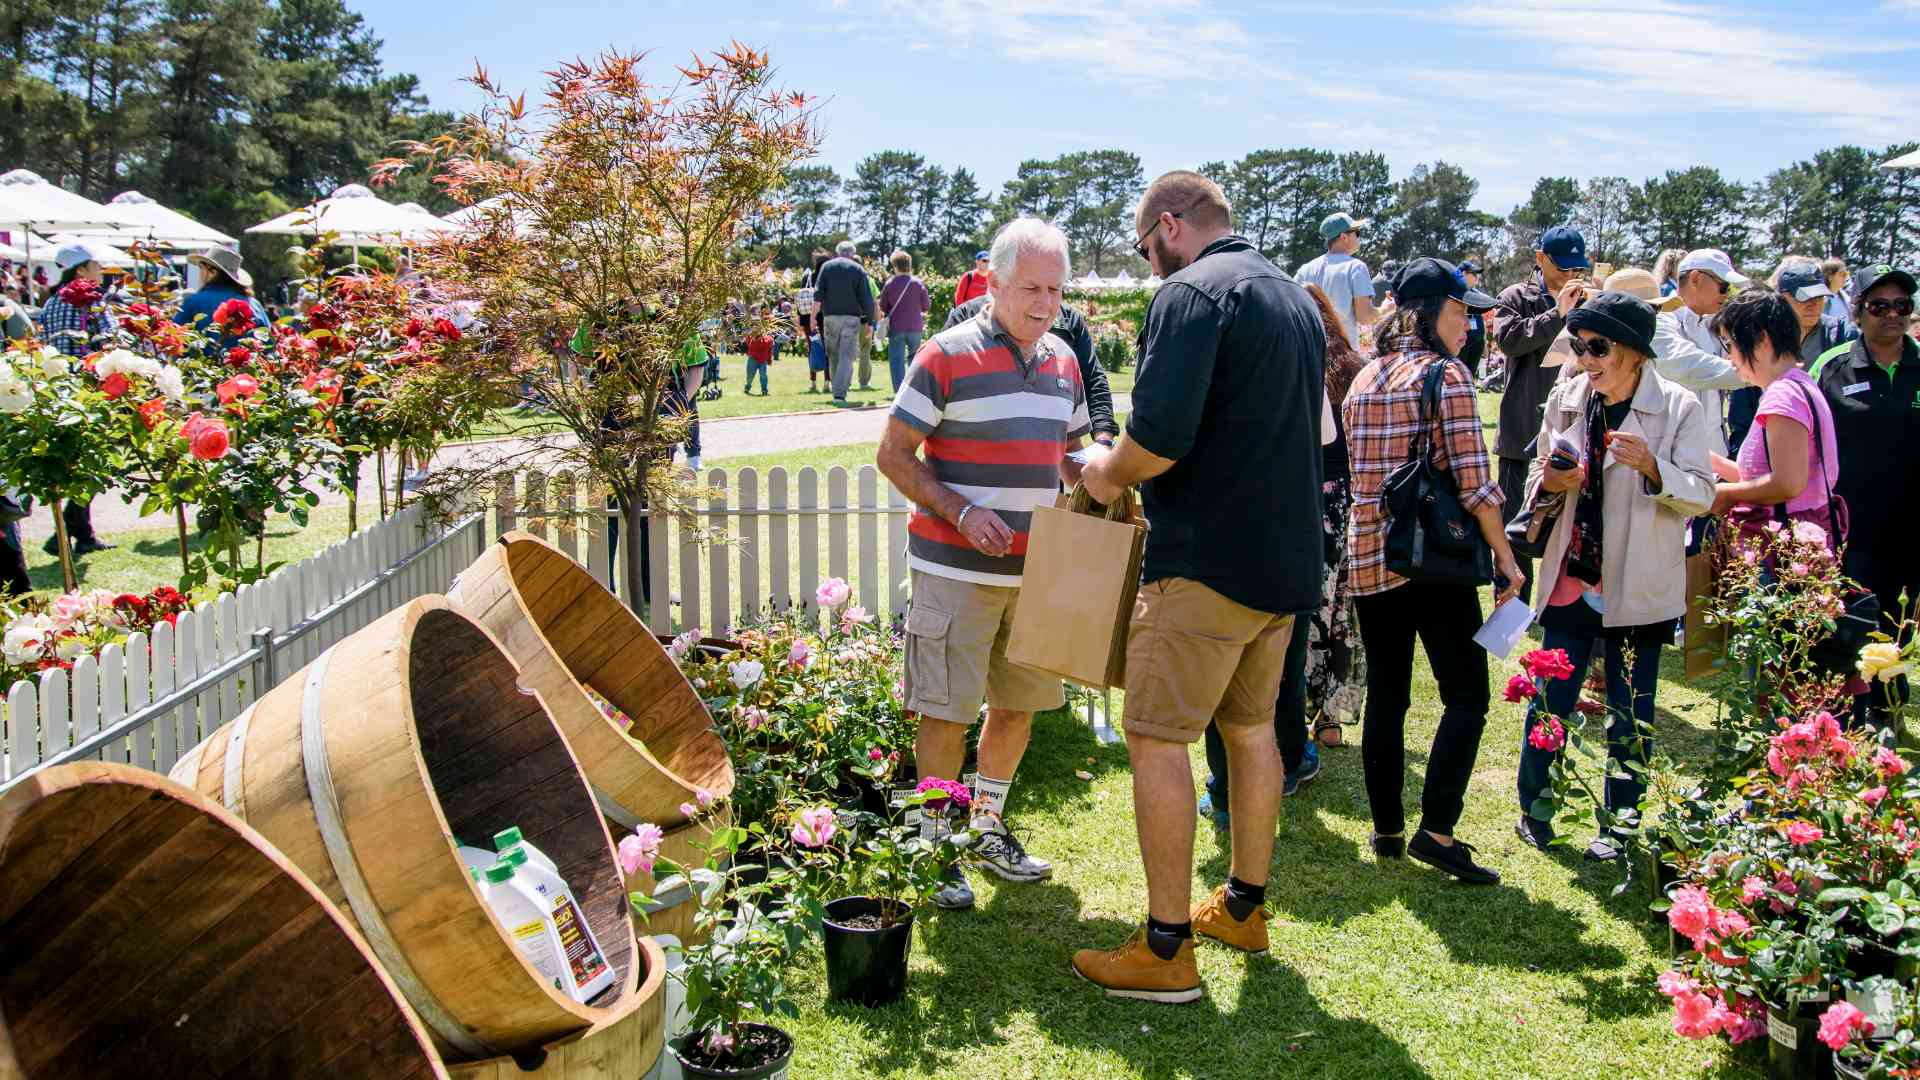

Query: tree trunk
left=376, top=451, right=389, bottom=519
left=51, top=496, right=76, bottom=593
left=393, top=447, right=408, bottom=511
left=175, top=503, right=189, bottom=575
left=343, top=452, right=360, bottom=535
left=619, top=481, right=648, bottom=622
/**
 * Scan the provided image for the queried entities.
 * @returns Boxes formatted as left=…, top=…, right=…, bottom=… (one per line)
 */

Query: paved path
left=22, top=393, right=1132, bottom=542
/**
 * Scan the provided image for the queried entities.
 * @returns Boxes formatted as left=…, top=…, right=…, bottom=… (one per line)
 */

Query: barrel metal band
left=221, top=703, right=257, bottom=817
left=166, top=735, right=204, bottom=787
left=298, top=645, right=498, bottom=1060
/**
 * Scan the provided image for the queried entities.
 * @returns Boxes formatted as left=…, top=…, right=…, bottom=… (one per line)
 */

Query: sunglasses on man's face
left=1569, top=335, right=1614, bottom=359
left=1866, top=298, right=1916, bottom=319
left=1133, top=211, right=1183, bottom=260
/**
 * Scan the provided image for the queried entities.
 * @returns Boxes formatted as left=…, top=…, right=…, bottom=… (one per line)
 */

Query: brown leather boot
left=1071, top=929, right=1203, bottom=1004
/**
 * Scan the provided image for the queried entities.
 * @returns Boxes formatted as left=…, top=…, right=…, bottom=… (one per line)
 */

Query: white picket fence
left=1, top=504, right=487, bottom=786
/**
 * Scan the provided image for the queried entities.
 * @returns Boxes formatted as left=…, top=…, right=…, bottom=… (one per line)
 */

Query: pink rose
left=617, top=822, right=664, bottom=877
left=1786, top=821, right=1823, bottom=846
left=814, top=577, right=850, bottom=610
left=1527, top=716, right=1567, bottom=752
left=695, top=788, right=714, bottom=808
left=1818, top=1001, right=1873, bottom=1051
left=1863, top=785, right=1888, bottom=808
left=791, top=805, right=836, bottom=848
left=1668, top=885, right=1712, bottom=945
left=1740, top=876, right=1766, bottom=905
left=868, top=747, right=884, bottom=761
left=1522, top=648, right=1576, bottom=682
left=841, top=605, right=872, bottom=628
left=1774, top=871, right=1798, bottom=896
left=788, top=640, right=812, bottom=669
left=1876, top=747, right=1909, bottom=777
left=1672, top=990, right=1725, bottom=1039
left=679, top=802, right=697, bottom=818
left=1657, top=970, right=1697, bottom=998
left=1503, top=673, right=1537, bottom=703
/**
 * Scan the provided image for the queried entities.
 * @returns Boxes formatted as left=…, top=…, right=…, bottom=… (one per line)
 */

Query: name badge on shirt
left=1057, top=377, right=1069, bottom=390
left=1842, top=381, right=1871, bottom=397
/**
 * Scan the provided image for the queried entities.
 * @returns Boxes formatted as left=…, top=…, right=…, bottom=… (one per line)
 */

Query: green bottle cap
left=483, top=861, right=515, bottom=884
left=500, top=847, right=528, bottom=868
left=494, top=826, right=524, bottom=850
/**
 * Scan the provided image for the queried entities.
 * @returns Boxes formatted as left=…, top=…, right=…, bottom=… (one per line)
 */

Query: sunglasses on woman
left=1866, top=298, right=1916, bottom=318
left=1569, top=335, right=1614, bottom=358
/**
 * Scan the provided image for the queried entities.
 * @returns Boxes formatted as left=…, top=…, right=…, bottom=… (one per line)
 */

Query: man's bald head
left=1135, top=170, right=1232, bottom=234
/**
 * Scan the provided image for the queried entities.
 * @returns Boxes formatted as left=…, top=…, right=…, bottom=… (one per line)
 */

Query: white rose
left=128, top=354, right=162, bottom=380
left=3, top=614, right=53, bottom=665
left=154, top=365, right=186, bottom=401
left=94, top=348, right=138, bottom=378
left=0, top=376, right=31, bottom=414
left=55, top=635, right=88, bottom=661
left=729, top=660, right=765, bottom=690
left=37, top=350, right=67, bottom=379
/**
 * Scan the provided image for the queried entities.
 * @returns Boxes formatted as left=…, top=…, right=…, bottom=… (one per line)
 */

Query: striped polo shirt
left=891, top=306, right=1090, bottom=586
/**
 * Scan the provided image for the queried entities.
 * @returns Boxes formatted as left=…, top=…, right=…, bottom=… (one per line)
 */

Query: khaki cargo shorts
left=903, top=569, right=1064, bottom=726
left=1122, top=577, right=1295, bottom=744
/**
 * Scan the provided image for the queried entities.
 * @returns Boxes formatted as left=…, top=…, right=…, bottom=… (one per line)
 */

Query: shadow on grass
left=833, top=881, right=1432, bottom=1079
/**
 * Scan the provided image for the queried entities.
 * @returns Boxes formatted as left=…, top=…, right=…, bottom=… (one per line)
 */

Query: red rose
left=212, top=298, right=255, bottom=333
left=99, top=371, right=130, bottom=400
left=185, top=414, right=230, bottom=460
left=404, top=317, right=426, bottom=338
left=433, top=317, right=461, bottom=341
left=135, top=396, right=166, bottom=430
left=216, top=374, right=259, bottom=404
left=301, top=367, right=341, bottom=406
left=224, top=346, right=252, bottom=368
left=1522, top=648, right=1577, bottom=682
left=1503, top=673, right=1537, bottom=703
left=304, top=303, right=342, bottom=331
left=57, top=278, right=102, bottom=308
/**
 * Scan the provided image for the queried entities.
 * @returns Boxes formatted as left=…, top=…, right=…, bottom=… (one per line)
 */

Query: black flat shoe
left=1515, top=816, right=1556, bottom=852
left=1371, top=831, right=1405, bottom=859
left=72, top=540, right=115, bottom=555
left=1585, top=834, right=1624, bottom=862
left=1409, top=832, right=1500, bottom=885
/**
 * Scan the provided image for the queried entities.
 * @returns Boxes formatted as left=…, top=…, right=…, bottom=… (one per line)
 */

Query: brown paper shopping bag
left=1683, top=549, right=1723, bottom=681
left=1006, top=484, right=1145, bottom=689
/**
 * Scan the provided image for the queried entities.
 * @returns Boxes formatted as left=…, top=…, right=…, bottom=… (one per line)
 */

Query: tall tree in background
left=1574, top=176, right=1633, bottom=266
left=908, top=163, right=945, bottom=249
left=1055, top=149, right=1142, bottom=274
left=1337, top=150, right=1393, bottom=260
left=1629, top=167, right=1750, bottom=261
left=781, top=163, right=841, bottom=263
left=938, top=166, right=987, bottom=265
left=848, top=149, right=923, bottom=257
left=1387, top=162, right=1496, bottom=263
left=1876, top=142, right=1919, bottom=266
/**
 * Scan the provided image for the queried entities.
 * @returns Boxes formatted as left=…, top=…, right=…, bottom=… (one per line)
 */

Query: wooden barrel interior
left=409, top=607, right=633, bottom=1004
left=496, top=535, right=732, bottom=806
left=0, top=765, right=447, bottom=1080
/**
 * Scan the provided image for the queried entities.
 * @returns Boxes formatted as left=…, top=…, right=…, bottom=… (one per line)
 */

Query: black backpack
left=1382, top=359, right=1493, bottom=586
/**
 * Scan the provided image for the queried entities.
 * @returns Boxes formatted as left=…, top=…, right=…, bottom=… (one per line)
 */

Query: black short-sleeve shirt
left=1811, top=336, right=1920, bottom=593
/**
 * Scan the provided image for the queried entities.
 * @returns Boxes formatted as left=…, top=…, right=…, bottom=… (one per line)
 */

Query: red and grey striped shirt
left=890, top=306, right=1090, bottom=586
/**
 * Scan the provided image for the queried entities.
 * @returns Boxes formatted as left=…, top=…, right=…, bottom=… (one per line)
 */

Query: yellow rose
left=1857, top=642, right=1911, bottom=683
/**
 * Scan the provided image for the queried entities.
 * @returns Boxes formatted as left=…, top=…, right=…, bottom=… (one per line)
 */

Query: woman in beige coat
left=1513, top=292, right=1716, bottom=861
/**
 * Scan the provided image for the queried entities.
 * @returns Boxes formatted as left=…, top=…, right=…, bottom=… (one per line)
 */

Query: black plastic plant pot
left=670, top=1023, right=795, bottom=1080
left=1768, top=1002, right=1836, bottom=1080
left=1834, top=1052, right=1872, bottom=1080
left=822, top=895, right=916, bottom=1006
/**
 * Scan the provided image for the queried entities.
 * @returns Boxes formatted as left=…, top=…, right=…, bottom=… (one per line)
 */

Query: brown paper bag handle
left=1067, top=482, right=1137, bottom=522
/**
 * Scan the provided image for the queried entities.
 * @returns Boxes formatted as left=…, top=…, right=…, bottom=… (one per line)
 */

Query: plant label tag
left=1767, top=1011, right=1796, bottom=1050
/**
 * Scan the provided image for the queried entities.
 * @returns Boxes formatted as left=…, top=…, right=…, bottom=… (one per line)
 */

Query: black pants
left=62, top=499, right=98, bottom=546
left=1202, top=615, right=1311, bottom=807
left=1496, top=456, right=1533, bottom=604
left=1354, top=581, right=1490, bottom=838
left=1849, top=549, right=1918, bottom=725
left=0, top=523, right=28, bottom=595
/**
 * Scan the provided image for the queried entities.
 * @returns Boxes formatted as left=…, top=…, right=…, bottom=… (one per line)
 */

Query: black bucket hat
left=1566, top=290, right=1657, bottom=356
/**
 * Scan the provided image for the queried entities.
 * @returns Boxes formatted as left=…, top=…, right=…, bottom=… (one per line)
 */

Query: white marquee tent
left=247, top=183, right=437, bottom=257
left=66, top=190, right=236, bottom=250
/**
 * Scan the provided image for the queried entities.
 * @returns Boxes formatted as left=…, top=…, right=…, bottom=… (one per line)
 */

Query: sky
left=358, top=0, right=1920, bottom=215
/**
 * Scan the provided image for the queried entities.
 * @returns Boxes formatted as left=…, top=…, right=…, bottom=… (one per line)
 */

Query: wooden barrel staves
left=447, top=531, right=734, bottom=832
left=448, top=935, right=666, bottom=1080
left=168, top=596, right=642, bottom=1064
left=0, top=762, right=449, bottom=1080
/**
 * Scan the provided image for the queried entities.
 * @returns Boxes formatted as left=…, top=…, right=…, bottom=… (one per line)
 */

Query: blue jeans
left=887, top=330, right=922, bottom=392
left=1517, top=599, right=1667, bottom=827
left=745, top=357, right=768, bottom=392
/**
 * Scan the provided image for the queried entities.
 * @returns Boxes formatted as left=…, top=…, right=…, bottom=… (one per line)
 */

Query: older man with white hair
left=876, top=217, right=1090, bottom=911
left=815, top=239, right=875, bottom=401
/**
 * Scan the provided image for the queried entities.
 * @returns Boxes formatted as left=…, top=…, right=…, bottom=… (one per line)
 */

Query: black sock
left=1144, top=916, right=1192, bottom=960
left=1225, top=877, right=1266, bottom=921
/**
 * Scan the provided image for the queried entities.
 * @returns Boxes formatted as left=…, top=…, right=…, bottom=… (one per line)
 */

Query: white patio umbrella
left=41, top=233, right=136, bottom=268
left=246, top=183, right=435, bottom=260
left=440, top=195, right=533, bottom=238
left=393, top=201, right=451, bottom=242
left=1880, top=147, right=1920, bottom=171
left=1079, top=270, right=1105, bottom=288
left=0, top=169, right=139, bottom=270
left=65, top=190, right=236, bottom=249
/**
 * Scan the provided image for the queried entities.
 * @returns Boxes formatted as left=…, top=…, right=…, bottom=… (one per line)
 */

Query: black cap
left=1538, top=225, right=1591, bottom=271
left=1392, top=257, right=1499, bottom=311
left=1566, top=291, right=1657, bottom=356
left=1854, top=263, right=1917, bottom=300
left=1459, top=259, right=1483, bottom=274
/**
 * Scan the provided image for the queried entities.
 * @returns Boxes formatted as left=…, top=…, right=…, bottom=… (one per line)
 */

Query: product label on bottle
left=550, top=894, right=610, bottom=990
left=510, top=918, right=564, bottom=992
left=1768, top=1011, right=1797, bottom=1050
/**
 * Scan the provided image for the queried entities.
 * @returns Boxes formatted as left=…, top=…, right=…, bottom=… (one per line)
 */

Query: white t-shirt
left=1294, top=251, right=1374, bottom=346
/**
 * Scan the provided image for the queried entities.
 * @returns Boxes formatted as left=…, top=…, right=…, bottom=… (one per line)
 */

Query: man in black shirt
left=814, top=240, right=875, bottom=401
left=1810, top=264, right=1920, bottom=723
left=945, top=294, right=1117, bottom=445
left=1074, top=170, right=1323, bottom=1003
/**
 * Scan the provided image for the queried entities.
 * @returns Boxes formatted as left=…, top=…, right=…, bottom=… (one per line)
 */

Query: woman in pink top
left=1709, top=290, right=1844, bottom=543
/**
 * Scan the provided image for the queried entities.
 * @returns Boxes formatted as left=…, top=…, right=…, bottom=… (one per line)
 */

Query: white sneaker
left=972, top=819, right=1052, bottom=882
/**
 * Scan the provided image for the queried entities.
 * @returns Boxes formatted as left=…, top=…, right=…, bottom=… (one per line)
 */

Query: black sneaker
left=932, top=864, right=974, bottom=910
left=973, top=821, right=1052, bottom=882
left=1585, top=834, right=1624, bottom=862
left=1515, top=815, right=1556, bottom=852
left=72, top=539, right=115, bottom=554
left=1408, top=831, right=1500, bottom=885
left=1370, top=831, right=1405, bottom=859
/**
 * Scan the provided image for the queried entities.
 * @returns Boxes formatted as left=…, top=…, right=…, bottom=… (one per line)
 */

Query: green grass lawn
left=17, top=503, right=358, bottom=596
left=772, top=647, right=1758, bottom=1079
left=462, top=352, right=1138, bottom=439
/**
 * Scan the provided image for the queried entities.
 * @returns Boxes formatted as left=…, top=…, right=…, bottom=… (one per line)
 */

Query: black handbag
left=1764, top=384, right=1878, bottom=677
left=1382, top=359, right=1493, bottom=586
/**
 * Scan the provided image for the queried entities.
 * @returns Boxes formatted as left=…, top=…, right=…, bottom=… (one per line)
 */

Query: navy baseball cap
left=1776, top=259, right=1831, bottom=302
left=974, top=250, right=990, bottom=261
left=1852, top=263, right=1916, bottom=298
left=1537, top=226, right=1591, bottom=271
left=1393, top=257, right=1499, bottom=311
left=1459, top=259, right=1483, bottom=274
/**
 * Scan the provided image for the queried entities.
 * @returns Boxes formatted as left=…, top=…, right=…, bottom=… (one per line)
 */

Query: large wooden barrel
left=448, top=936, right=666, bottom=1080
left=0, top=762, right=449, bottom=1080
left=448, top=531, right=733, bottom=831
left=168, top=597, right=640, bottom=1064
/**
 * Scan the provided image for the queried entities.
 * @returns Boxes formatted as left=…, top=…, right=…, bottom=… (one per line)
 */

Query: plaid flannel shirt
left=1342, top=338, right=1502, bottom=597
left=36, top=295, right=115, bottom=358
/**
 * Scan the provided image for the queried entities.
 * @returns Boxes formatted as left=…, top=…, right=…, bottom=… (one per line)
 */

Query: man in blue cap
left=955, top=250, right=991, bottom=307
left=1295, top=211, right=1376, bottom=347
left=1493, top=225, right=1594, bottom=600
left=1776, top=256, right=1856, bottom=369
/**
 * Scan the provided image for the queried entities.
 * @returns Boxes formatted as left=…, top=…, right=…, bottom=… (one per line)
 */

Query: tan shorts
left=903, top=570, right=1064, bottom=725
left=1122, top=577, right=1295, bottom=744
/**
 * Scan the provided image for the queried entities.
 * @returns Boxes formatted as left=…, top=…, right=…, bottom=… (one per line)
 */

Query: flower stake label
left=1768, top=1010, right=1796, bottom=1050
